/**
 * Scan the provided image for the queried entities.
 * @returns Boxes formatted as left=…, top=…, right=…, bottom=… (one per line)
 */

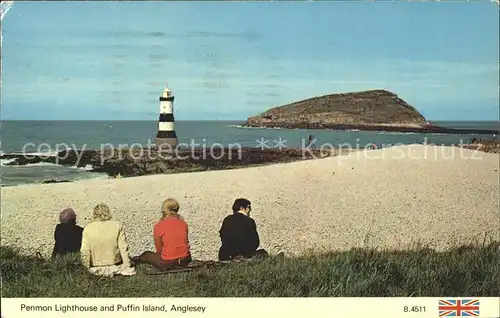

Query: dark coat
left=218, top=213, right=260, bottom=261
left=51, top=223, right=83, bottom=258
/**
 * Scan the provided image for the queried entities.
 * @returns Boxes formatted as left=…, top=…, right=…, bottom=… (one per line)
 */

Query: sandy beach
left=1, top=144, right=498, bottom=261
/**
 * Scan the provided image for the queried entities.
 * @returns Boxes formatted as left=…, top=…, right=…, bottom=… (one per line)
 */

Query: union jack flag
left=438, top=299, right=480, bottom=317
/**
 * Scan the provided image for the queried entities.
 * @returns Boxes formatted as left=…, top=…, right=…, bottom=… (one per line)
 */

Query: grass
left=1, top=243, right=499, bottom=297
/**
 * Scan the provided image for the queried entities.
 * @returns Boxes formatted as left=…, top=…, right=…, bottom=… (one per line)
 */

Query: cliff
left=246, top=89, right=428, bottom=129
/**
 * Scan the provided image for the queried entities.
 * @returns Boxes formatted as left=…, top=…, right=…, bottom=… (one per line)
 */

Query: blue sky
left=1, top=1, right=498, bottom=120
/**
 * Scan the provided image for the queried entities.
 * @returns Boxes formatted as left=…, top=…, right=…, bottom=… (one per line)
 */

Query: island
left=245, top=89, right=499, bottom=135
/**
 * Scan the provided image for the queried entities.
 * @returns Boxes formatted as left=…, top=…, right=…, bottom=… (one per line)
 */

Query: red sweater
left=154, top=216, right=190, bottom=260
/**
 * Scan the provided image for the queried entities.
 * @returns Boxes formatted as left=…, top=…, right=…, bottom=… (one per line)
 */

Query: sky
left=1, top=1, right=498, bottom=121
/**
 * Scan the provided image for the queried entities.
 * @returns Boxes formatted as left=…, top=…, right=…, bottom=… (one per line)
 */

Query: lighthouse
left=156, top=84, right=178, bottom=149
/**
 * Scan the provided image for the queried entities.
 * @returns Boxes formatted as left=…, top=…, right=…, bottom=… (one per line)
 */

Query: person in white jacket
left=80, top=203, right=136, bottom=277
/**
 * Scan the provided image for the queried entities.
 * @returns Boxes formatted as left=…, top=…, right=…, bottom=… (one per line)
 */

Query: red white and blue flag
left=439, top=299, right=480, bottom=317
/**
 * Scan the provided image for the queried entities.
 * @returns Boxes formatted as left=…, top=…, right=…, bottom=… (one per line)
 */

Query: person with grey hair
left=51, top=208, right=84, bottom=258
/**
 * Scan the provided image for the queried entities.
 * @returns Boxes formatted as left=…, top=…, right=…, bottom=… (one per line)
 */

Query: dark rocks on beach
left=460, top=139, right=500, bottom=154
left=92, top=147, right=336, bottom=177
left=42, top=179, right=72, bottom=184
left=3, top=155, right=45, bottom=165
left=1, top=147, right=340, bottom=178
left=2, top=138, right=498, bottom=180
left=3, top=149, right=100, bottom=167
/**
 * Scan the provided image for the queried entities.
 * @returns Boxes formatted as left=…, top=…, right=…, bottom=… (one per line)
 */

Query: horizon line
left=0, top=119, right=498, bottom=122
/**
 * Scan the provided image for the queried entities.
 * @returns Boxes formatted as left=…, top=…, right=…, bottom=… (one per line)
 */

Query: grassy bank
left=1, top=243, right=499, bottom=297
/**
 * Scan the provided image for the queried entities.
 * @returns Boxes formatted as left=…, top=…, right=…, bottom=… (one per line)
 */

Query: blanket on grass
left=143, top=257, right=258, bottom=275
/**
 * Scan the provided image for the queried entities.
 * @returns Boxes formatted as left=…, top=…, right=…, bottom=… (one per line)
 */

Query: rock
left=67, top=147, right=342, bottom=178
left=459, top=140, right=500, bottom=154
left=245, top=89, right=499, bottom=135
left=247, top=89, right=426, bottom=127
left=42, top=179, right=71, bottom=184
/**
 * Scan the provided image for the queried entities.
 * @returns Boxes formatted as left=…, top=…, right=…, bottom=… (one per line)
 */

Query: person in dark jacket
left=218, top=198, right=268, bottom=262
left=52, top=208, right=83, bottom=258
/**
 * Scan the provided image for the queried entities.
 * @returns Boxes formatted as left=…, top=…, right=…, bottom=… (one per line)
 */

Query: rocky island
left=245, top=89, right=499, bottom=135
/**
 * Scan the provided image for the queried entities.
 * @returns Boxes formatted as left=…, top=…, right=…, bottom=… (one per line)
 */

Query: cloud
left=184, top=30, right=260, bottom=41
left=148, top=53, right=169, bottom=61
left=108, top=31, right=169, bottom=38
left=90, top=30, right=261, bottom=44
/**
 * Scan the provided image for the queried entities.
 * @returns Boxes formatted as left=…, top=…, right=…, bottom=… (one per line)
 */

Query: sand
left=1, top=144, right=499, bottom=260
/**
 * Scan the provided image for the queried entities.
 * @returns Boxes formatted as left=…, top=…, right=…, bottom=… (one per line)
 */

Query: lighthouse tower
left=156, top=84, right=178, bottom=149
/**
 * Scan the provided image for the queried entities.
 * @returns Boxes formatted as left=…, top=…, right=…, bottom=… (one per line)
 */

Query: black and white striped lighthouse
left=155, top=84, right=178, bottom=149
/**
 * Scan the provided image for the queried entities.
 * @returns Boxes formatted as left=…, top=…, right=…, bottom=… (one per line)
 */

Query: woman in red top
left=132, top=198, right=191, bottom=270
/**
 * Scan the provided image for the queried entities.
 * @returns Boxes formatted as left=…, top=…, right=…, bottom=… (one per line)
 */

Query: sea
left=1, top=120, right=498, bottom=187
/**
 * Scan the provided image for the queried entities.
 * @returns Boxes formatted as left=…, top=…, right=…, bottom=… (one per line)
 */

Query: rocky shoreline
left=2, top=140, right=498, bottom=180
left=42, top=179, right=72, bottom=184
left=242, top=122, right=500, bottom=135
left=1, top=147, right=348, bottom=178
left=458, top=139, right=500, bottom=153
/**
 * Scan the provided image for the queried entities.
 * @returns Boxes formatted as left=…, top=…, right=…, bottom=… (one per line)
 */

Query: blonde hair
left=161, top=198, right=180, bottom=218
left=93, top=203, right=112, bottom=221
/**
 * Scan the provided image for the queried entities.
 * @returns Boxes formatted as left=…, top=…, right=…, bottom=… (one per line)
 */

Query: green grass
left=1, top=243, right=499, bottom=297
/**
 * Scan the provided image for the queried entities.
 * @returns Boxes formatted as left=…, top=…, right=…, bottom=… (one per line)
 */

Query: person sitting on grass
left=218, top=198, right=268, bottom=262
left=80, top=203, right=136, bottom=277
left=132, top=198, right=192, bottom=271
left=52, top=208, right=83, bottom=258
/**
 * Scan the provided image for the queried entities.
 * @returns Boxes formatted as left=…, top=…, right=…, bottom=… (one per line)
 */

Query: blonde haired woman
left=132, top=198, right=191, bottom=270
left=80, top=203, right=136, bottom=277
